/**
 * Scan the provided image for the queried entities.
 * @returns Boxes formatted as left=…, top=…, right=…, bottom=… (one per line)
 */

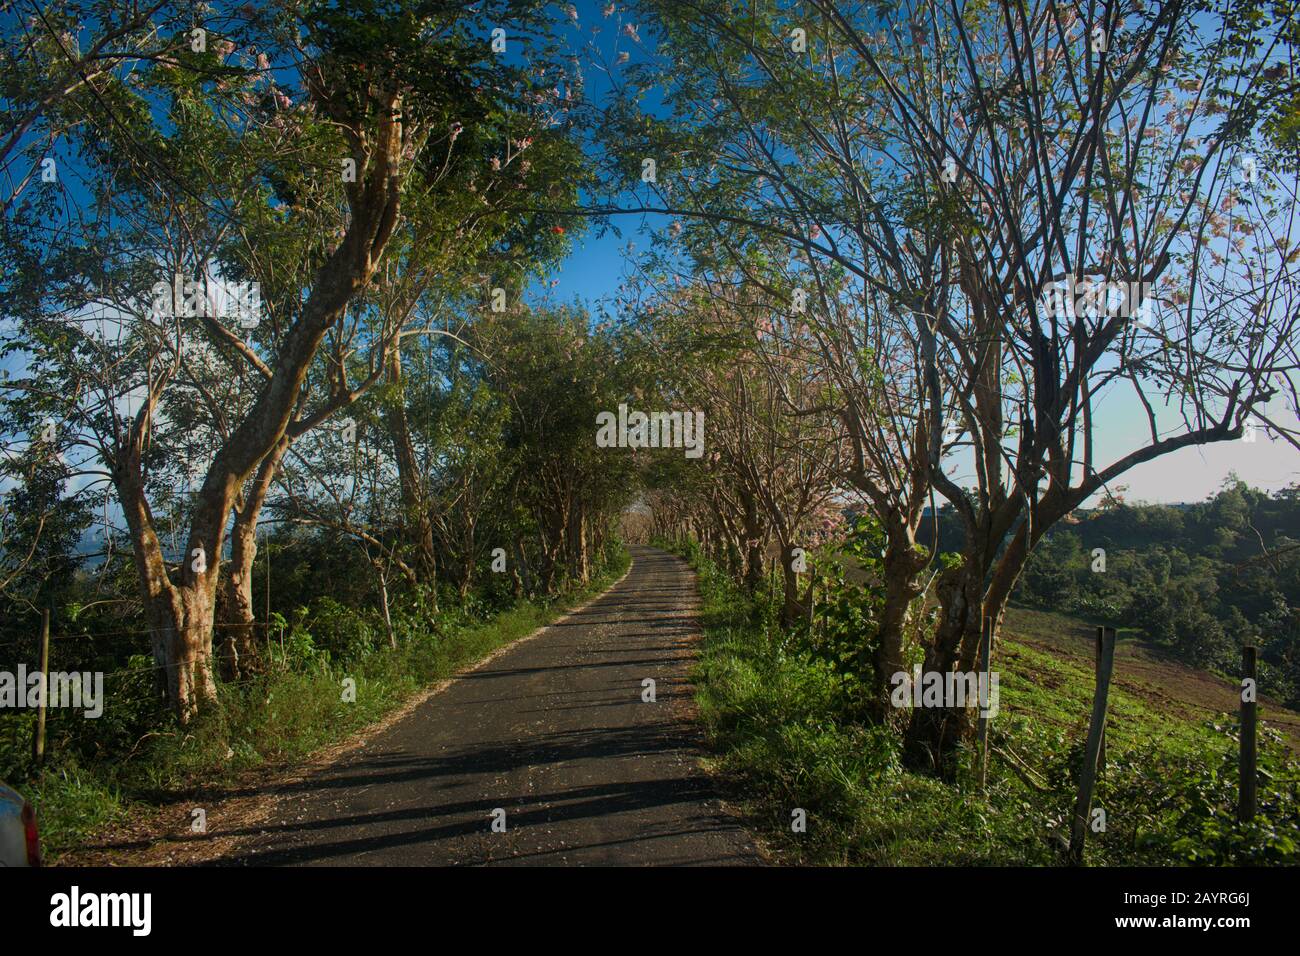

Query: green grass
left=1000, top=604, right=1300, bottom=751
left=20, top=546, right=630, bottom=862
left=683, top=545, right=1300, bottom=866
left=996, top=638, right=1225, bottom=760
left=691, top=563, right=1050, bottom=864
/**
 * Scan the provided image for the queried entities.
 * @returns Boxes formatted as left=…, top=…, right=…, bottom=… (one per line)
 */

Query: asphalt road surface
left=218, top=546, right=761, bottom=866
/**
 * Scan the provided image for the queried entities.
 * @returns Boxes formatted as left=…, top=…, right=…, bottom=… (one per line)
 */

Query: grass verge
left=683, top=544, right=1300, bottom=865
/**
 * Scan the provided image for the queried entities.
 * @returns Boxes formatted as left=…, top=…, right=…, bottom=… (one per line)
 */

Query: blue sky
left=520, top=0, right=668, bottom=315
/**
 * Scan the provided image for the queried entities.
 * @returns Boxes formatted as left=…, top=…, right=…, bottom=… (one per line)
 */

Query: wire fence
left=2, top=615, right=285, bottom=769
left=0, top=621, right=285, bottom=668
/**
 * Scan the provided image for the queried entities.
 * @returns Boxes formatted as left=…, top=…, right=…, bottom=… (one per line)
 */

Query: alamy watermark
left=149, top=273, right=262, bottom=328
left=890, top=665, right=999, bottom=718
left=1, top=666, right=104, bottom=718
left=1041, top=278, right=1153, bottom=320
left=50, top=886, right=151, bottom=936
left=596, top=403, right=704, bottom=459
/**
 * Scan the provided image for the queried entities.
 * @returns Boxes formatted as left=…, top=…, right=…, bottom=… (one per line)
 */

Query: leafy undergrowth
left=680, top=543, right=1300, bottom=866
left=4, top=546, right=630, bottom=862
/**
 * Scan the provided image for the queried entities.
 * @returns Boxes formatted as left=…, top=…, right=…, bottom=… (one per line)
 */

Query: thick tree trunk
left=116, top=453, right=219, bottom=720
left=567, top=507, right=589, bottom=583
left=870, top=537, right=929, bottom=722
left=151, top=583, right=219, bottom=718
left=903, top=555, right=986, bottom=773
left=898, top=482, right=1058, bottom=770
left=218, top=436, right=288, bottom=681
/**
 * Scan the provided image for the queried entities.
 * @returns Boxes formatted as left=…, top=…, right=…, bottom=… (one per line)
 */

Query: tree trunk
left=384, top=347, right=438, bottom=598
left=870, top=537, right=929, bottom=722
left=903, top=555, right=986, bottom=773
left=376, top=565, right=396, bottom=650
left=218, top=436, right=288, bottom=681
left=567, top=507, right=589, bottom=583
left=512, top=535, right=533, bottom=597
left=741, top=495, right=765, bottom=594
left=538, top=518, right=561, bottom=595
left=779, top=541, right=807, bottom=629
left=117, top=452, right=219, bottom=720
left=457, top=556, right=472, bottom=602
left=152, top=583, right=219, bottom=719
left=543, top=500, right=570, bottom=593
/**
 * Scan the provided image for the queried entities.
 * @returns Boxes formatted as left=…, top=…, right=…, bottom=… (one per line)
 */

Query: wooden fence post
left=1239, top=645, right=1257, bottom=823
left=32, top=607, right=50, bottom=766
left=1069, top=625, right=1115, bottom=865
left=977, top=615, right=994, bottom=790
left=1095, top=626, right=1107, bottom=777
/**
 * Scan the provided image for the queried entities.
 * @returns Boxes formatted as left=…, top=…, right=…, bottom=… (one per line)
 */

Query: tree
left=2, top=0, right=578, bottom=718
left=472, top=304, right=641, bottom=595
left=643, top=278, right=846, bottom=627
left=614, top=0, right=1299, bottom=768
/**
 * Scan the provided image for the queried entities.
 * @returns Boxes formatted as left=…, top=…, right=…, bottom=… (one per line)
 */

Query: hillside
left=1002, top=607, right=1300, bottom=751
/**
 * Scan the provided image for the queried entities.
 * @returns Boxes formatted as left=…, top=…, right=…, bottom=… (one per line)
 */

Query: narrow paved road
left=219, top=546, right=760, bottom=866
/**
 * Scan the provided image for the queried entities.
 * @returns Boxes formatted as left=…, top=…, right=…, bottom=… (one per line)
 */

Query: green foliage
left=0, top=443, right=91, bottom=611
left=679, top=542, right=1300, bottom=866
left=1101, top=723, right=1300, bottom=864
left=1010, top=480, right=1300, bottom=706
left=788, top=515, right=889, bottom=713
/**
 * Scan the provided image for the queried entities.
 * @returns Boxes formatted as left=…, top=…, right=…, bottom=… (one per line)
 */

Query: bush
left=306, top=597, right=382, bottom=664
left=1101, top=722, right=1300, bottom=865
